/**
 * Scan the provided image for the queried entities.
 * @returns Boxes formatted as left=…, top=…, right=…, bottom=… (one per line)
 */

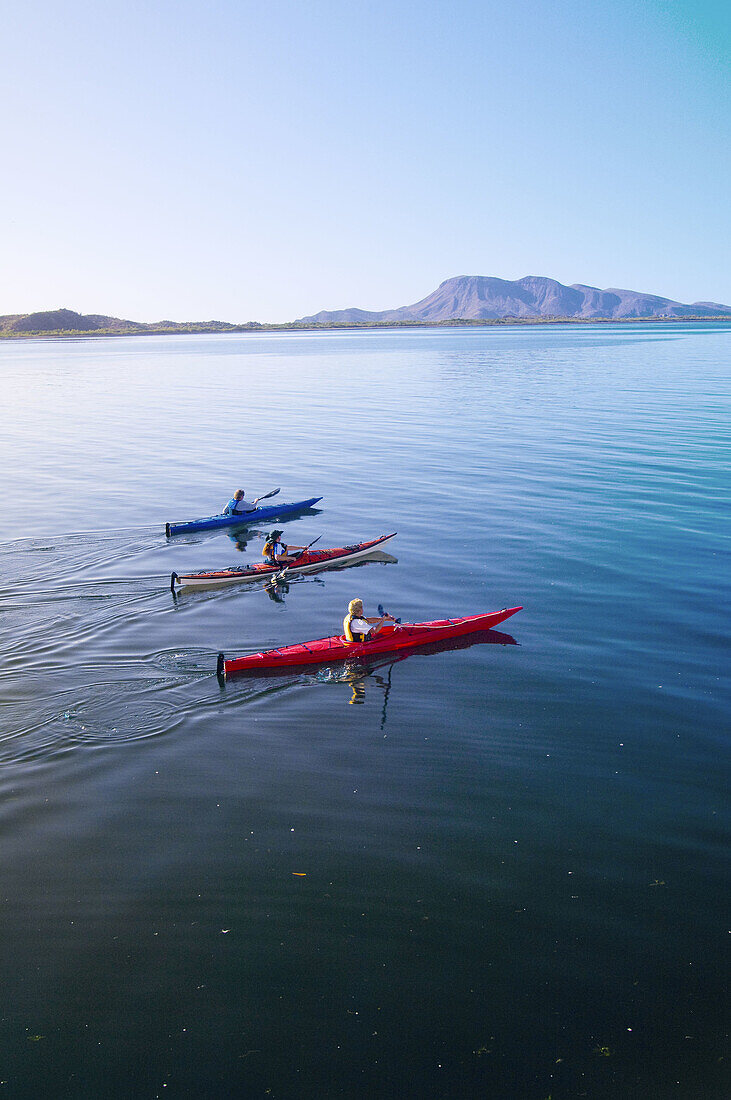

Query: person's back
left=224, top=489, right=256, bottom=515
left=263, top=530, right=287, bottom=562
left=263, top=530, right=306, bottom=564
left=343, top=599, right=373, bottom=642
left=344, top=598, right=395, bottom=642
left=344, top=614, right=371, bottom=642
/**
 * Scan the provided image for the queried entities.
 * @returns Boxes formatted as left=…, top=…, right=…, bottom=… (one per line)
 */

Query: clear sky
left=2, top=0, right=729, bottom=322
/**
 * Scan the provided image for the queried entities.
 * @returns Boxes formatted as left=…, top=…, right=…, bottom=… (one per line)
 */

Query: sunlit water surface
left=0, top=324, right=728, bottom=1098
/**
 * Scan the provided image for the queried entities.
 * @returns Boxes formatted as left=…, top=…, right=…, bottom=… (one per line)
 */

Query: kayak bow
left=171, top=533, right=397, bottom=591
left=165, top=496, right=322, bottom=537
left=217, top=607, right=522, bottom=678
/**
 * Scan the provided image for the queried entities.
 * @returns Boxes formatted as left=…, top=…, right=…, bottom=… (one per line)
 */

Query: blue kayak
left=165, top=497, right=323, bottom=537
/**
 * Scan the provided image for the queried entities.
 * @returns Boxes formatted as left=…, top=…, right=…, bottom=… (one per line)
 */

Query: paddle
left=289, top=533, right=322, bottom=559
left=272, top=535, right=323, bottom=579
left=377, top=603, right=402, bottom=624
left=225, top=487, right=279, bottom=519
left=376, top=604, right=449, bottom=630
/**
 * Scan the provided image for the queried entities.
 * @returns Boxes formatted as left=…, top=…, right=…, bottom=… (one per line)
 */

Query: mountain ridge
left=2, top=277, right=731, bottom=339
left=297, top=275, right=731, bottom=323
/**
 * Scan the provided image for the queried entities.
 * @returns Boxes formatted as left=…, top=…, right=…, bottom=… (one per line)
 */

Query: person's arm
left=365, top=614, right=396, bottom=629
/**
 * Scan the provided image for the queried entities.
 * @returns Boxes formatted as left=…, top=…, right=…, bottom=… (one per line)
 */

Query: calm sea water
left=0, top=324, right=728, bottom=1098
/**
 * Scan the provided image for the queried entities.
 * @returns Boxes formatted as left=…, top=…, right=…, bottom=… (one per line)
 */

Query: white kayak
left=171, top=533, right=397, bottom=591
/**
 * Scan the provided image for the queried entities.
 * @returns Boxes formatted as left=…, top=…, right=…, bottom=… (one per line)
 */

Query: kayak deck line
left=218, top=607, right=523, bottom=678
left=171, top=533, right=397, bottom=590
left=165, top=496, right=323, bottom=538
left=217, top=625, right=520, bottom=684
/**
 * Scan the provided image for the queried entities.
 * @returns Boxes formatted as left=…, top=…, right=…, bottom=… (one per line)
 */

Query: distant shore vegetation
left=2, top=308, right=730, bottom=340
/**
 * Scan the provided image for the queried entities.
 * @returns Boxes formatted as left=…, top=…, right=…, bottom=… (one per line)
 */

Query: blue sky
left=2, top=0, right=729, bottom=321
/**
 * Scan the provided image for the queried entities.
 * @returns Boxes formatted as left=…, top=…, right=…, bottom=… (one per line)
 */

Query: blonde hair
left=347, top=598, right=363, bottom=615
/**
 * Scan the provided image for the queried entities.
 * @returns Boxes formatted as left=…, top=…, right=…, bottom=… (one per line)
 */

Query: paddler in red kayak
left=262, top=530, right=307, bottom=565
left=343, top=598, right=397, bottom=643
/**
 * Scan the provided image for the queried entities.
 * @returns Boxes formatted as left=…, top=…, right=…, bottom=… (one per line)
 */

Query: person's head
left=234, top=489, right=244, bottom=500
left=348, top=598, right=364, bottom=616
left=268, top=529, right=284, bottom=542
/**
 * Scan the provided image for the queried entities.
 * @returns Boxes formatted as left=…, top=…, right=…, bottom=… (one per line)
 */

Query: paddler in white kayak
left=262, top=530, right=308, bottom=565
left=343, top=598, right=397, bottom=643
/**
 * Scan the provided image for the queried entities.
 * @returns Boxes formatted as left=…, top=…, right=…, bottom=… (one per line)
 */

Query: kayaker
left=262, top=530, right=307, bottom=564
left=343, top=598, right=396, bottom=643
left=223, top=489, right=257, bottom=515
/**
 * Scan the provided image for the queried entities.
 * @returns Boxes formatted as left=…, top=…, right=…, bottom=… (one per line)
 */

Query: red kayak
left=171, top=533, right=396, bottom=591
left=217, top=607, right=522, bottom=678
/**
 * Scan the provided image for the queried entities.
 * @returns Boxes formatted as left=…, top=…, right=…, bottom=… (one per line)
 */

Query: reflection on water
left=265, top=575, right=290, bottom=603
left=226, top=529, right=264, bottom=552
left=0, top=324, right=728, bottom=1099
left=296, top=628, right=519, bottom=716
left=333, top=666, right=389, bottom=710
left=169, top=504, right=324, bottom=545
left=170, top=548, right=398, bottom=601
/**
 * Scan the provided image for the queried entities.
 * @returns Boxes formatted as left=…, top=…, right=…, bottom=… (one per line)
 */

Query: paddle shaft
left=377, top=604, right=454, bottom=630
left=271, top=535, right=323, bottom=579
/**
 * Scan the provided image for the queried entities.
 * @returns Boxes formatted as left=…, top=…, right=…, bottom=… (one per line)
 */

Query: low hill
left=297, top=275, right=731, bottom=323
left=0, top=309, right=262, bottom=337
left=5, top=309, right=147, bottom=334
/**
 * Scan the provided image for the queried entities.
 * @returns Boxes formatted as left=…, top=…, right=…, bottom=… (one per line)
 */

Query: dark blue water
left=0, top=324, right=728, bottom=1098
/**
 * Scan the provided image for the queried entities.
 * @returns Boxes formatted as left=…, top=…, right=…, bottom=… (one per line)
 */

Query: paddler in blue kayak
left=223, top=489, right=257, bottom=515
left=262, top=530, right=307, bottom=564
left=343, top=598, right=396, bottom=643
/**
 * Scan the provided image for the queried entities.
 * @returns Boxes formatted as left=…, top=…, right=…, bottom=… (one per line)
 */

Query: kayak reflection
left=165, top=496, right=323, bottom=538
left=339, top=628, right=518, bottom=718
left=222, top=627, right=518, bottom=724
left=171, top=546, right=398, bottom=597
left=219, top=608, right=522, bottom=677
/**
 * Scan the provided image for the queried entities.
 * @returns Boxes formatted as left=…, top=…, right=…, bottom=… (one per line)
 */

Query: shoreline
left=2, top=315, right=731, bottom=339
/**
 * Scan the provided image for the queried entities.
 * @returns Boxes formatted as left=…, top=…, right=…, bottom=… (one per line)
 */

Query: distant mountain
left=297, top=275, right=731, bottom=323
left=4, top=281, right=730, bottom=339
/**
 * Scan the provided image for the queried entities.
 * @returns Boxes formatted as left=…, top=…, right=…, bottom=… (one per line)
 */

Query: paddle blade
left=255, top=487, right=281, bottom=502
left=377, top=603, right=401, bottom=622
